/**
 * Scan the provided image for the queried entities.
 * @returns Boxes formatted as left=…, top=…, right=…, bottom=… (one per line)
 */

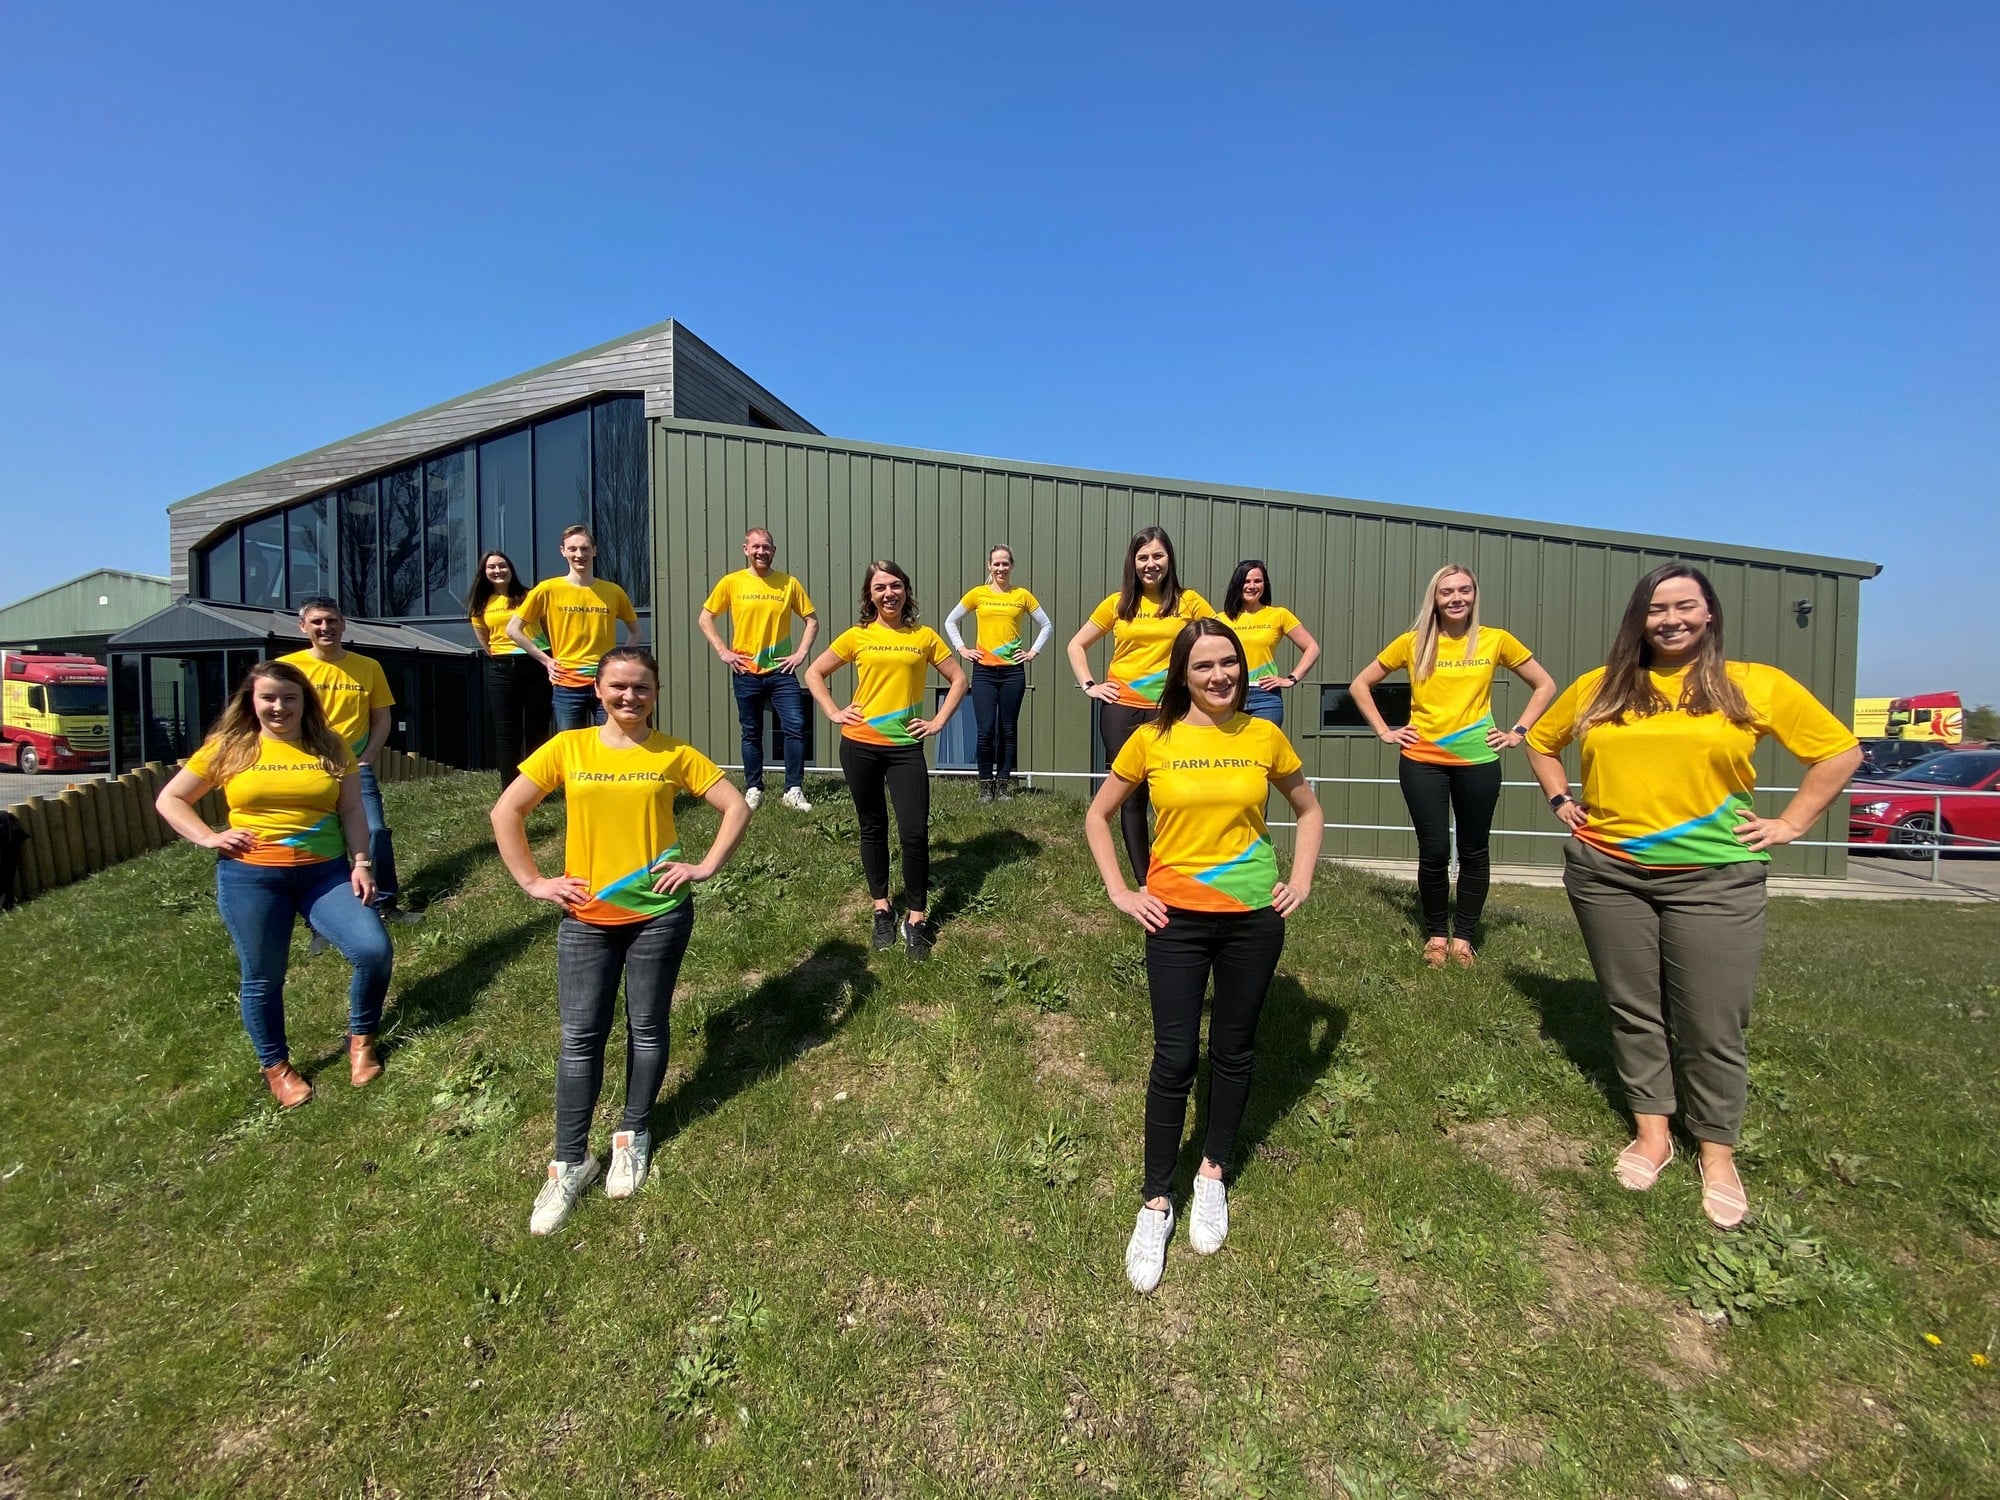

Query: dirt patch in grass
left=1027, top=1012, right=1113, bottom=1099
left=1448, top=1115, right=1592, bottom=1199
left=1537, top=1229, right=1723, bottom=1384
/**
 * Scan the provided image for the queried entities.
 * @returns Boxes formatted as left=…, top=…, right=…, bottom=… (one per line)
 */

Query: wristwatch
left=1548, top=794, right=1573, bottom=811
left=1511, top=723, right=1529, bottom=737
left=1081, top=679, right=1096, bottom=692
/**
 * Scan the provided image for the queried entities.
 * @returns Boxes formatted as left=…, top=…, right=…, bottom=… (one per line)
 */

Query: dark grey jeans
left=553, top=902, right=694, bottom=1164
left=1562, top=839, right=1767, bottom=1144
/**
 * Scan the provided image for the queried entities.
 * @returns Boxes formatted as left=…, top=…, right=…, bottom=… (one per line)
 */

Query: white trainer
left=780, top=786, right=812, bottom=811
left=1189, top=1174, right=1229, bottom=1254
left=529, top=1156, right=601, bottom=1236
left=1125, top=1202, right=1175, bottom=1294
left=605, top=1129, right=652, bottom=1200
left=743, top=787, right=764, bottom=810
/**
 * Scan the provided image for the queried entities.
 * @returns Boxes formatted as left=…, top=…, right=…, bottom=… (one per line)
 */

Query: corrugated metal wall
left=655, top=421, right=1873, bottom=877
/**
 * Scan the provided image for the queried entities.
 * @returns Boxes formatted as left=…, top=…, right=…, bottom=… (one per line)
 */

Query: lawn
left=2, top=772, right=1996, bottom=1498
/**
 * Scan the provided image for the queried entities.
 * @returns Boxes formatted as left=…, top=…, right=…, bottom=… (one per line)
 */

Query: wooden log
left=43, top=795, right=74, bottom=888
left=67, top=788, right=102, bottom=875
left=28, top=796, right=57, bottom=894
left=13, top=797, right=47, bottom=898
left=112, top=775, right=142, bottom=862
left=139, top=764, right=168, bottom=849
left=89, top=781, right=119, bottom=869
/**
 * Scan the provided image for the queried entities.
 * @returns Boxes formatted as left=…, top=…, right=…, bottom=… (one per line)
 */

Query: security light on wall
left=1793, top=599, right=1814, bottom=625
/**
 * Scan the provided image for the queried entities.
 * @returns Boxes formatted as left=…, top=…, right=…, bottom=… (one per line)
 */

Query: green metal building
left=146, top=320, right=1880, bottom=876
left=0, top=569, right=171, bottom=659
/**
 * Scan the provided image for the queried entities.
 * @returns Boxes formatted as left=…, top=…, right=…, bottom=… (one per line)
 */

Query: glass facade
left=190, top=394, right=650, bottom=621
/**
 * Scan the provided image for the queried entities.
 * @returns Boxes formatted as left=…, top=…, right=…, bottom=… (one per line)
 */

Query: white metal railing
left=721, top=763, right=1998, bottom=885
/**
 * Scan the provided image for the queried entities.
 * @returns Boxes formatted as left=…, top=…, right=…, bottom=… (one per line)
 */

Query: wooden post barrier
left=15, top=797, right=47, bottom=899
left=91, top=781, right=120, bottom=869
left=66, top=788, right=101, bottom=875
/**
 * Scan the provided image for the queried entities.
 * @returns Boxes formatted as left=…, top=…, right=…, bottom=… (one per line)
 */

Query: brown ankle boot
left=348, top=1034, right=383, bottom=1087
left=262, top=1061, right=312, bottom=1108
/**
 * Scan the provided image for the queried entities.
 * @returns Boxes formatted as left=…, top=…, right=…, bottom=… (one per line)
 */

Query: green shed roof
left=0, top=569, right=172, bottom=641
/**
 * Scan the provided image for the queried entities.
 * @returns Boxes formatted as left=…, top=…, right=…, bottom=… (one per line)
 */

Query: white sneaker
left=1125, top=1203, right=1175, bottom=1293
left=744, top=787, right=764, bottom=810
left=1189, top=1174, right=1229, bottom=1254
left=529, top=1157, right=601, bottom=1235
left=605, top=1129, right=652, bottom=1200
left=781, top=786, right=812, bottom=811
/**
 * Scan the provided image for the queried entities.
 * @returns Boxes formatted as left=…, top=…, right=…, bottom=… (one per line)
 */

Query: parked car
left=1849, top=750, right=2000, bottom=857
left=1857, top=737, right=1951, bottom=780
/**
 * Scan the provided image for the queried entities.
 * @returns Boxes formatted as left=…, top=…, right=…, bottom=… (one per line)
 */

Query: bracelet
left=352, top=854, right=374, bottom=866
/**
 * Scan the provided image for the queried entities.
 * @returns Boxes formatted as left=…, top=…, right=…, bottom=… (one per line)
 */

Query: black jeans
left=971, top=664, right=1027, bottom=781
left=1396, top=757, right=1503, bottom=941
left=485, top=654, right=552, bottom=787
left=1098, top=702, right=1154, bottom=883
left=1142, top=905, right=1287, bottom=1201
left=838, top=739, right=931, bottom=910
left=553, top=904, right=694, bottom=1164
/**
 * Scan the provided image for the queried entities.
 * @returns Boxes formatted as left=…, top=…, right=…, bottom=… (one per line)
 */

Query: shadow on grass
left=1506, top=967, right=1626, bottom=1123
left=651, top=938, right=876, bottom=1143
left=926, top=828, right=1042, bottom=928
left=1348, top=869, right=1536, bottom=947
left=1177, top=972, right=1349, bottom=1190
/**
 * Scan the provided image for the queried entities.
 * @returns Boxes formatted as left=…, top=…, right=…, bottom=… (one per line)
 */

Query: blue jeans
left=970, top=663, right=1026, bottom=780
left=552, top=683, right=605, bottom=731
left=554, top=904, right=695, bottom=1163
left=1245, top=686, right=1285, bottom=726
left=731, top=670, right=808, bottom=792
left=215, top=858, right=394, bottom=1067
left=355, top=764, right=399, bottom=905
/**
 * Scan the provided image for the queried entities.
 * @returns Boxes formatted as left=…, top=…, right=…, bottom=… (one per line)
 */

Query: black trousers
left=1396, top=756, right=1503, bottom=941
left=1098, top=702, right=1155, bottom=883
left=839, top=738, right=931, bottom=910
left=1142, top=905, right=1287, bottom=1201
left=971, top=664, right=1027, bottom=781
left=485, top=654, right=553, bottom=787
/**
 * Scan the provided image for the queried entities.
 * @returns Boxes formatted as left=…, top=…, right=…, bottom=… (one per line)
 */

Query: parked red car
left=1849, top=750, right=2000, bottom=856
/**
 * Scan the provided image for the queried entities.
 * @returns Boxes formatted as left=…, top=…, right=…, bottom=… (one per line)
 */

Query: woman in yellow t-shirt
left=467, top=550, right=551, bottom=787
left=804, top=561, right=969, bottom=959
left=1067, top=527, right=1215, bottom=882
left=155, top=661, right=392, bottom=1109
left=1085, top=618, right=1324, bottom=1294
left=492, top=647, right=751, bottom=1236
left=1350, top=564, right=1557, bottom=968
left=1220, top=559, right=1321, bottom=728
left=944, top=543, right=1054, bottom=802
left=1524, top=564, right=1860, bottom=1228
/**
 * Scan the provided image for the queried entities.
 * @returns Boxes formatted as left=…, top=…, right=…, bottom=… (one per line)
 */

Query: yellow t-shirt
left=474, top=592, right=547, bottom=657
left=1374, top=627, right=1534, bottom=766
left=184, top=735, right=356, bottom=867
left=516, top=579, right=640, bottom=687
left=957, top=585, right=1042, bottom=665
left=701, top=569, right=815, bottom=674
left=1110, top=715, right=1303, bottom=912
left=827, top=622, right=953, bottom=745
left=1226, top=605, right=1303, bottom=685
left=1526, top=661, right=1858, bottom=867
left=277, top=650, right=395, bottom=756
left=517, top=728, right=724, bottom=925
left=1087, top=590, right=1215, bottom=707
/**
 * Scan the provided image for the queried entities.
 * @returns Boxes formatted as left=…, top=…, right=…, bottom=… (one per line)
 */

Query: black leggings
left=971, top=664, right=1027, bottom=781
left=485, top=653, right=553, bottom=787
left=839, top=738, right=931, bottom=910
left=1143, top=905, right=1287, bottom=1201
left=1099, top=702, right=1154, bottom=882
left=1397, top=756, right=1504, bottom=942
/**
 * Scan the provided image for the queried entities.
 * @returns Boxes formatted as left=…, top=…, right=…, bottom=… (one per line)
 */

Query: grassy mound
left=2, top=773, right=1996, bottom=1497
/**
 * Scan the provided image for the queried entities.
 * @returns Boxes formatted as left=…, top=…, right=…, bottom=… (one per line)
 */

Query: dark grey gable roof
left=110, top=599, right=473, bottom=656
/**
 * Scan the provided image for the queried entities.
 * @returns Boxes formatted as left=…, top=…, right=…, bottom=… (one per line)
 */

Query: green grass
left=2, top=773, right=1997, bottom=1497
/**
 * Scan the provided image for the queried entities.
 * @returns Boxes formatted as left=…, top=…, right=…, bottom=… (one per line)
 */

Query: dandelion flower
left=1924, top=1333, right=1942, bottom=1347
left=1974, top=1353, right=1991, bottom=1369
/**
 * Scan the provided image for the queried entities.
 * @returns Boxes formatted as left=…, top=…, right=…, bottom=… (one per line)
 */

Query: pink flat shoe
left=1613, top=1140, right=1674, bottom=1191
left=1699, top=1160, right=1749, bottom=1229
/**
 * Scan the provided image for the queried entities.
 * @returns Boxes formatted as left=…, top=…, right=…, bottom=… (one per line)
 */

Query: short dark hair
left=297, top=596, right=343, bottom=619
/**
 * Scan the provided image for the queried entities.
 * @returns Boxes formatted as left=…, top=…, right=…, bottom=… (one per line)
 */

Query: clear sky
left=1, top=2, right=1993, bottom=706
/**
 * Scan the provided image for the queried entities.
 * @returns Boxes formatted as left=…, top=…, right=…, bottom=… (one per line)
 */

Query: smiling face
left=483, top=554, right=514, bottom=587
left=595, top=657, right=657, bottom=728
left=251, top=675, right=305, bottom=739
left=1433, top=570, right=1476, bottom=627
left=989, top=548, right=1013, bottom=587
left=561, top=531, right=596, bottom=572
left=1133, top=539, right=1171, bottom=592
left=868, top=568, right=907, bottom=622
left=744, top=530, right=776, bottom=574
left=1645, top=575, right=1712, bottom=662
left=1240, top=567, right=1267, bottom=607
left=298, top=606, right=346, bottom=652
left=1184, top=632, right=1242, bottom=716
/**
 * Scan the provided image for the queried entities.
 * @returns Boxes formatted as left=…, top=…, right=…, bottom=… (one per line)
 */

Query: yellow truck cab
left=1, top=652, right=111, bottom=774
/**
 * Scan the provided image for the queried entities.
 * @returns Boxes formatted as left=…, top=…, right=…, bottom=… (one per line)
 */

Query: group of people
left=156, top=520, right=1859, bottom=1282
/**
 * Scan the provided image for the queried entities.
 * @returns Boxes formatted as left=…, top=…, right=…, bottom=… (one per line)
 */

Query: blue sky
left=1, top=2, right=1993, bottom=706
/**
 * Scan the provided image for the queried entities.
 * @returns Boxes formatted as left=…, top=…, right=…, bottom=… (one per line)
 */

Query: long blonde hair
left=199, top=661, right=349, bottom=781
left=1410, top=564, right=1481, bottom=683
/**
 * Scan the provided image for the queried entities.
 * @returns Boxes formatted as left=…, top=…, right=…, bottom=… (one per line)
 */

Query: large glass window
left=593, top=397, right=650, bottom=607
left=242, top=512, right=285, bottom=608
left=202, top=534, right=241, bottom=604
left=286, top=496, right=333, bottom=609
left=425, top=450, right=473, bottom=616
left=533, top=410, right=591, bottom=581
left=382, top=465, right=425, bottom=616
left=340, top=480, right=381, bottom=617
left=478, top=429, right=533, bottom=579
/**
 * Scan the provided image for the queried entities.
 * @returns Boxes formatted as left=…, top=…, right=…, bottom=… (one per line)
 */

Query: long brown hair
left=1116, top=527, right=1185, bottom=621
left=1580, top=563, right=1752, bottom=731
left=199, top=661, right=349, bottom=780
left=1410, top=564, right=1480, bottom=684
left=1153, top=618, right=1249, bottom=733
left=857, top=560, right=919, bottom=624
left=466, top=551, right=527, bottom=614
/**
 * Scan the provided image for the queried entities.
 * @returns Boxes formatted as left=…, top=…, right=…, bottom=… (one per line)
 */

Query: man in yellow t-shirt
left=696, top=527, right=819, bottom=811
left=279, top=596, right=407, bottom=916
left=508, top=525, right=643, bottom=732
